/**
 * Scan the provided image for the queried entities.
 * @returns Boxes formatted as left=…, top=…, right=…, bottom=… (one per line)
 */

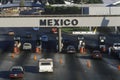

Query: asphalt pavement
left=0, top=51, right=120, bottom=80
left=0, top=27, right=120, bottom=80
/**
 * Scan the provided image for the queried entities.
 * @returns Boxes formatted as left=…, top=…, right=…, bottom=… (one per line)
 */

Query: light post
left=81, top=0, right=83, bottom=15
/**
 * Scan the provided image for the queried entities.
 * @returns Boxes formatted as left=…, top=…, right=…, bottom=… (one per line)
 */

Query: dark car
left=9, top=66, right=24, bottom=79
left=25, top=32, right=32, bottom=38
left=91, top=50, right=102, bottom=59
left=66, top=45, right=76, bottom=53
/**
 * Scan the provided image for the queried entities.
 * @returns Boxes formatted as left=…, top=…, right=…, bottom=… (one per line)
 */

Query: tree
left=19, top=0, right=25, bottom=7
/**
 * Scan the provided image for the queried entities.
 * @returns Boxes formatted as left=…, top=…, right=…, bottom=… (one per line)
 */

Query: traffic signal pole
left=58, top=27, right=62, bottom=53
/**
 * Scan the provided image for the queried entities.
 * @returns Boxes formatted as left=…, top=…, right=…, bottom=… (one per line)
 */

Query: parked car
left=9, top=66, right=24, bottom=79
left=25, top=32, right=32, bottom=38
left=23, top=43, right=32, bottom=50
left=91, top=50, right=102, bottom=59
left=41, top=35, right=48, bottom=42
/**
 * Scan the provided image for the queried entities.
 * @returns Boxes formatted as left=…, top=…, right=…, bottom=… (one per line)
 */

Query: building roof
left=0, top=2, right=44, bottom=8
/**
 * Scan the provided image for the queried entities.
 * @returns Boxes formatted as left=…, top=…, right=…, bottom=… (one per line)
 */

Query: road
left=0, top=27, right=120, bottom=80
left=0, top=51, right=120, bottom=80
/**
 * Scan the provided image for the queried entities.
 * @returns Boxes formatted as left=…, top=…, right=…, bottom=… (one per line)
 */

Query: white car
left=39, top=58, right=53, bottom=72
left=112, top=43, right=120, bottom=58
left=113, top=43, right=120, bottom=50
left=23, top=43, right=32, bottom=50
left=41, top=35, right=48, bottom=42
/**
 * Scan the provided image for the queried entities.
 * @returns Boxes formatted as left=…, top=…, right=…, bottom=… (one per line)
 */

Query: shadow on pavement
left=24, top=66, right=39, bottom=73
left=0, top=71, right=9, bottom=79
left=76, top=55, right=91, bottom=59
left=103, top=54, right=119, bottom=60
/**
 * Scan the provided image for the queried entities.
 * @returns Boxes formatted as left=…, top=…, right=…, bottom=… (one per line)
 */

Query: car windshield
left=24, top=44, right=30, bottom=46
left=11, top=68, right=22, bottom=72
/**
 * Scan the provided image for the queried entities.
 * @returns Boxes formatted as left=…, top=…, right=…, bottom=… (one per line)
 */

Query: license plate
left=14, top=74, right=17, bottom=76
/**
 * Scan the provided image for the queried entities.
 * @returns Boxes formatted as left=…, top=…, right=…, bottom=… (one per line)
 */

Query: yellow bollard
left=80, top=47, right=83, bottom=53
left=87, top=60, right=91, bottom=68
left=36, top=47, right=40, bottom=54
left=11, top=53, right=15, bottom=58
left=118, top=65, right=120, bottom=70
left=14, top=47, right=18, bottom=54
left=34, top=55, right=37, bottom=61
left=59, top=57, right=63, bottom=64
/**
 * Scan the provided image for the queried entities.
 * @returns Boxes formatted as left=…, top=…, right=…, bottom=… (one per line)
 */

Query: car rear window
left=12, top=68, right=22, bottom=72
left=41, top=63, right=51, bottom=65
left=93, top=51, right=100, bottom=53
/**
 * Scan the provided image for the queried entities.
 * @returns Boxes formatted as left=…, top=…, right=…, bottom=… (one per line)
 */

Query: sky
left=102, top=0, right=120, bottom=5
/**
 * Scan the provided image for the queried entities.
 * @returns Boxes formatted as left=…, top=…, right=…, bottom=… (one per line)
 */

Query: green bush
left=44, top=6, right=82, bottom=14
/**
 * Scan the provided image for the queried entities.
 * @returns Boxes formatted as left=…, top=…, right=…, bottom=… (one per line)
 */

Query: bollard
left=83, top=48, right=86, bottom=54
left=34, top=55, right=37, bottom=61
left=59, top=57, right=63, bottom=64
left=14, top=47, right=18, bottom=54
left=17, top=48, right=20, bottom=54
left=118, top=65, right=120, bottom=70
left=103, top=47, right=106, bottom=52
left=11, top=53, right=15, bottom=58
left=80, top=47, right=83, bottom=53
left=36, top=47, right=40, bottom=53
left=87, top=60, right=91, bottom=68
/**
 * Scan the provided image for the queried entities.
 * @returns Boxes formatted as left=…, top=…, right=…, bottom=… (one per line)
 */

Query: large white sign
left=0, top=16, right=120, bottom=27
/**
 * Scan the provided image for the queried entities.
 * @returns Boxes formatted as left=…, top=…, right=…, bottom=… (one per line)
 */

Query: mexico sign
left=0, top=16, right=120, bottom=27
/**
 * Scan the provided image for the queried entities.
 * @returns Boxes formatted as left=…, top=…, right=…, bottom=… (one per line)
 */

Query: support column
left=58, top=27, right=62, bottom=53
left=115, top=26, right=118, bottom=34
left=89, top=27, right=92, bottom=31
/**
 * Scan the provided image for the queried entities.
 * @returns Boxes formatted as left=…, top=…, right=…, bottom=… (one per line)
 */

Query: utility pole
left=58, top=28, right=62, bottom=53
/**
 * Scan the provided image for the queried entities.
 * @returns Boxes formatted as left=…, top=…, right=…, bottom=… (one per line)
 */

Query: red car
left=91, top=50, right=102, bottom=59
left=9, top=66, right=24, bottom=79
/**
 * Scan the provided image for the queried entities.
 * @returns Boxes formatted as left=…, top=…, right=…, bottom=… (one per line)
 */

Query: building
left=13, top=0, right=33, bottom=4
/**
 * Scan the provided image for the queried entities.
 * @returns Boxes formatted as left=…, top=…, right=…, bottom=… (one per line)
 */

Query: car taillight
left=18, top=73, right=23, bottom=77
left=10, top=74, right=14, bottom=77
